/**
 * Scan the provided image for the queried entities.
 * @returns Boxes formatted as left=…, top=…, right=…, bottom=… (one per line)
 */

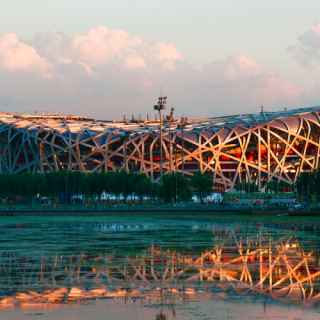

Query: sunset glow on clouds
left=0, top=25, right=315, bottom=118
left=0, top=33, right=49, bottom=75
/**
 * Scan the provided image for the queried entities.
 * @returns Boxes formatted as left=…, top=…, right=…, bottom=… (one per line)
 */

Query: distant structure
left=0, top=105, right=320, bottom=191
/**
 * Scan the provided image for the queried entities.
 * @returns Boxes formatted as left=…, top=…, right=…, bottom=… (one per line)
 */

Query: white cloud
left=176, top=55, right=302, bottom=115
left=0, top=26, right=307, bottom=118
left=72, top=27, right=137, bottom=66
left=0, top=33, right=49, bottom=76
left=153, top=42, right=183, bottom=70
left=288, top=23, right=320, bottom=67
left=124, top=55, right=146, bottom=70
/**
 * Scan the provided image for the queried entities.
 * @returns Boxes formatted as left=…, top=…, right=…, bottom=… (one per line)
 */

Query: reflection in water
left=156, top=312, right=167, bottom=320
left=0, top=215, right=320, bottom=318
left=1, top=238, right=320, bottom=308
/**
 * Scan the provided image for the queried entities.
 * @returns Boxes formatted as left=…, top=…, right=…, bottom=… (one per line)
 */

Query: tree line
left=233, top=169, right=320, bottom=202
left=296, top=170, right=320, bottom=202
left=0, top=171, right=214, bottom=204
left=234, top=180, right=294, bottom=194
left=2, top=169, right=312, bottom=204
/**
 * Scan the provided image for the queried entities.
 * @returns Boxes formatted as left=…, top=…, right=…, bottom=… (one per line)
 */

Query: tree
left=296, top=171, right=314, bottom=201
left=235, top=181, right=258, bottom=193
left=133, top=173, right=152, bottom=202
left=266, top=179, right=294, bottom=194
left=190, top=172, right=213, bottom=203
left=159, top=173, right=191, bottom=203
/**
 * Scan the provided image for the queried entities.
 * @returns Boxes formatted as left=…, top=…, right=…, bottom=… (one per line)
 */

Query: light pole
left=154, top=96, right=167, bottom=177
left=168, top=107, right=175, bottom=172
left=178, top=117, right=187, bottom=175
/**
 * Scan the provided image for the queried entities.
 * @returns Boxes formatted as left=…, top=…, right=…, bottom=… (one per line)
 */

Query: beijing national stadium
left=0, top=105, right=319, bottom=191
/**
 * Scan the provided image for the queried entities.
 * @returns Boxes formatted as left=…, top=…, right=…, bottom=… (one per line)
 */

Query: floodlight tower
left=153, top=96, right=167, bottom=177
left=178, top=117, right=187, bottom=175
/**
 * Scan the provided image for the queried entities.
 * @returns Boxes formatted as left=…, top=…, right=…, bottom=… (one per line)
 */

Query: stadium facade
left=0, top=106, right=320, bottom=191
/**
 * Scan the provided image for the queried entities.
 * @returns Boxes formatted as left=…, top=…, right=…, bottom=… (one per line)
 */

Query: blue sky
left=0, top=0, right=320, bottom=118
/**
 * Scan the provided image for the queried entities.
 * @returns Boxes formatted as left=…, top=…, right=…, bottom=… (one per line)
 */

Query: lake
left=0, top=213, right=320, bottom=319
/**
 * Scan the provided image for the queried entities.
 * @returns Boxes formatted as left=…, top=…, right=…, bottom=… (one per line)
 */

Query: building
left=0, top=106, right=319, bottom=191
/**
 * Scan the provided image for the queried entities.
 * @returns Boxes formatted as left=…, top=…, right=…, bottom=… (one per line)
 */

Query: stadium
left=0, top=105, right=319, bottom=191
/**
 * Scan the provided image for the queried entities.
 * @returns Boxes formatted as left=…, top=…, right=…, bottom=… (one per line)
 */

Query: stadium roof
left=0, top=106, right=319, bottom=135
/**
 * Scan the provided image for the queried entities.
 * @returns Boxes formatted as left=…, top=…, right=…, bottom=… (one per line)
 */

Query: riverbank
left=0, top=204, right=318, bottom=216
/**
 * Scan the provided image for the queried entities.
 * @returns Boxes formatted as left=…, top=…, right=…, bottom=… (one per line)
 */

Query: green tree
left=296, top=171, right=315, bottom=201
left=235, top=181, right=258, bottom=193
left=190, top=172, right=213, bottom=203
left=159, top=173, right=191, bottom=203
left=133, top=173, right=152, bottom=202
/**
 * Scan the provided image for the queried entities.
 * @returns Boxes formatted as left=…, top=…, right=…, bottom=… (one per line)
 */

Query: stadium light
left=153, top=96, right=167, bottom=177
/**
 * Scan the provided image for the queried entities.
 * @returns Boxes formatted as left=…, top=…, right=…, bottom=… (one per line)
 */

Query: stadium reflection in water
left=1, top=215, right=320, bottom=319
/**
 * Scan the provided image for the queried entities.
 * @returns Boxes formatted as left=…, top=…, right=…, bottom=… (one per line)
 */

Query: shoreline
left=0, top=206, right=318, bottom=216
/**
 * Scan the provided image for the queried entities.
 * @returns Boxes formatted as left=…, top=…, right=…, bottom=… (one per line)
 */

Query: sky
left=0, top=0, right=320, bottom=119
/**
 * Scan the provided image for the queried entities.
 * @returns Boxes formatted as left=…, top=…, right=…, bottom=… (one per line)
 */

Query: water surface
left=0, top=213, right=320, bottom=319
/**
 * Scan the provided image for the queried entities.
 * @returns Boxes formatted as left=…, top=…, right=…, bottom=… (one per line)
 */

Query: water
left=0, top=213, right=320, bottom=319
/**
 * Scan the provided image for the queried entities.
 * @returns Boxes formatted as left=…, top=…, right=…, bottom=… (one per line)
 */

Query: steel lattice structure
left=0, top=106, right=320, bottom=191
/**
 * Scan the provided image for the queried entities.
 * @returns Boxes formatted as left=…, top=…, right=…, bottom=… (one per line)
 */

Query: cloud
left=288, top=23, right=320, bottom=67
left=0, top=33, right=49, bottom=76
left=72, top=27, right=143, bottom=66
left=0, top=26, right=306, bottom=118
left=173, top=55, right=302, bottom=115
left=153, top=42, right=183, bottom=70
left=32, top=26, right=182, bottom=72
